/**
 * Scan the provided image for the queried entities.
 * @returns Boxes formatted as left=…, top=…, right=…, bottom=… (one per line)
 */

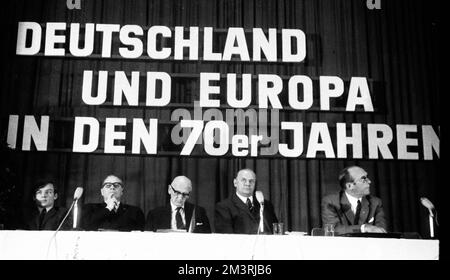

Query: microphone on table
left=72, top=187, right=84, bottom=229
left=420, top=197, right=435, bottom=217
left=188, top=207, right=196, bottom=233
left=55, top=187, right=84, bottom=232
left=255, top=191, right=264, bottom=234
left=420, top=197, right=438, bottom=238
left=47, top=187, right=83, bottom=259
left=252, top=191, right=265, bottom=260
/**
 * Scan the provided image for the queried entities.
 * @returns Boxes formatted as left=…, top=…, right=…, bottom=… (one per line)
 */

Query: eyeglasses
left=102, top=182, right=123, bottom=189
left=170, top=185, right=190, bottom=198
left=354, top=175, right=370, bottom=183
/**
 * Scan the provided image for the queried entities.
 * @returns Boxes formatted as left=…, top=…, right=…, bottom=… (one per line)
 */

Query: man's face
left=169, top=179, right=191, bottom=207
left=101, top=175, right=124, bottom=201
left=347, top=167, right=371, bottom=198
left=234, top=170, right=256, bottom=198
left=35, top=184, right=57, bottom=208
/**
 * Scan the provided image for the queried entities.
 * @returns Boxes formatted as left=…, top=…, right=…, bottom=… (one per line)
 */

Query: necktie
left=38, top=208, right=47, bottom=230
left=176, top=207, right=185, bottom=229
left=354, top=200, right=362, bottom=225
left=246, top=198, right=254, bottom=213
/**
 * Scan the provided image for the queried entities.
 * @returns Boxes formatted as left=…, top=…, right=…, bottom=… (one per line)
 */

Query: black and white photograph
left=0, top=0, right=442, bottom=266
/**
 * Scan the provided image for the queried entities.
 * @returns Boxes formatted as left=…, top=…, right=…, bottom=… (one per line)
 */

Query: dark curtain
left=0, top=0, right=441, bottom=236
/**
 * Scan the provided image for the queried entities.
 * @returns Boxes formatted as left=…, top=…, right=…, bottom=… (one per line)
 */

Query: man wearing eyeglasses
left=81, top=175, right=145, bottom=231
left=145, top=176, right=211, bottom=233
left=215, top=168, right=278, bottom=234
left=321, top=166, right=387, bottom=235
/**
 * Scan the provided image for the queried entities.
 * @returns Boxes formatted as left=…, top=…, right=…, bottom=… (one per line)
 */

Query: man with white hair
left=215, top=168, right=278, bottom=234
left=145, top=175, right=211, bottom=233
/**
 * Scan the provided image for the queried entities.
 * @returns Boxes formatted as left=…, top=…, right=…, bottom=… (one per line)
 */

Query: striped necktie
left=176, top=207, right=185, bottom=229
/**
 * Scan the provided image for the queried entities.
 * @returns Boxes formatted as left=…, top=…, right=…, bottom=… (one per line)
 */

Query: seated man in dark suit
left=321, top=166, right=387, bottom=235
left=145, top=176, right=211, bottom=233
left=215, top=168, right=278, bottom=234
left=21, top=181, right=71, bottom=230
left=82, top=175, right=144, bottom=231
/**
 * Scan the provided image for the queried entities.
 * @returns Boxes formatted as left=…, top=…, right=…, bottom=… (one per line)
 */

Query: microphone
left=420, top=197, right=437, bottom=239
left=255, top=191, right=264, bottom=205
left=252, top=191, right=265, bottom=260
left=54, top=187, right=83, bottom=232
left=420, top=197, right=435, bottom=217
left=255, top=191, right=264, bottom=234
left=73, top=187, right=83, bottom=200
left=72, top=187, right=84, bottom=229
left=47, top=187, right=83, bottom=259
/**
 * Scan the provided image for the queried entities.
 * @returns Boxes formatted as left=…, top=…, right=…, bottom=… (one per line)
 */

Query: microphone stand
left=55, top=198, right=78, bottom=232
left=46, top=199, right=76, bottom=259
left=252, top=199, right=264, bottom=260
left=47, top=188, right=83, bottom=259
left=428, top=209, right=434, bottom=239
left=188, top=207, right=196, bottom=233
left=420, top=197, right=438, bottom=239
left=255, top=191, right=265, bottom=234
left=73, top=199, right=79, bottom=229
left=258, top=205, right=264, bottom=234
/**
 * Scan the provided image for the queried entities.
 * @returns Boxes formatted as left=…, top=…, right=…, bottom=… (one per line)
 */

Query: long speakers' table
left=0, top=230, right=439, bottom=260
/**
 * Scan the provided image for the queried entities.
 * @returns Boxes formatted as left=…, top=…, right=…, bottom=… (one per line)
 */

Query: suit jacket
left=215, top=192, right=278, bottom=234
left=81, top=203, right=145, bottom=231
left=21, top=206, right=71, bottom=231
left=321, top=191, right=387, bottom=235
left=145, top=202, right=211, bottom=233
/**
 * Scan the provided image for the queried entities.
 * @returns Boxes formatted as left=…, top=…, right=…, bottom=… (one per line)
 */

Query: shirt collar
left=236, top=192, right=253, bottom=204
left=170, top=201, right=184, bottom=211
left=345, top=191, right=361, bottom=208
left=40, top=206, right=53, bottom=212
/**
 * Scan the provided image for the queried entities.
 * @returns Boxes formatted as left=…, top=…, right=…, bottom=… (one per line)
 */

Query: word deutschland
left=16, top=22, right=306, bottom=62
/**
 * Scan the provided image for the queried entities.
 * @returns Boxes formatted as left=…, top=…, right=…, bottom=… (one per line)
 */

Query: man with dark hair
left=321, top=166, right=387, bottom=235
left=215, top=168, right=278, bottom=234
left=21, top=181, right=71, bottom=230
left=81, top=175, right=144, bottom=231
left=145, top=175, right=211, bottom=233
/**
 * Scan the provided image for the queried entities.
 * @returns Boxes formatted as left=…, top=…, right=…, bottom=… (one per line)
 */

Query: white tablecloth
left=0, top=230, right=439, bottom=260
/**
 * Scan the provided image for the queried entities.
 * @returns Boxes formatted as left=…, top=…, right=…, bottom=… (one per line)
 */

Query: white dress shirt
left=236, top=192, right=253, bottom=205
left=345, top=192, right=365, bottom=232
left=345, top=192, right=361, bottom=214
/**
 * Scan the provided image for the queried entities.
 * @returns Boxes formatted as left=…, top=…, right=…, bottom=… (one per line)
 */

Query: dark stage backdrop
left=0, top=0, right=441, bottom=237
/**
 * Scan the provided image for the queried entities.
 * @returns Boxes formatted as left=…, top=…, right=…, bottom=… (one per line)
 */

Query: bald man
left=215, top=169, right=278, bottom=234
left=145, top=176, right=211, bottom=233
left=81, top=175, right=145, bottom=231
left=321, top=166, right=387, bottom=235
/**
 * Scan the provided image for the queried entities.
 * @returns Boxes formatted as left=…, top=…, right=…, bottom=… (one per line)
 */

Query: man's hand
left=364, top=224, right=387, bottom=233
left=105, top=194, right=118, bottom=211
